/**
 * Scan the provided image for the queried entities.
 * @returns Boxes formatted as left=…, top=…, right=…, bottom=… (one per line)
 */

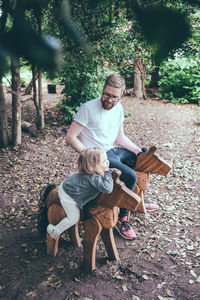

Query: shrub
left=157, top=58, right=200, bottom=104
left=57, top=53, right=117, bottom=123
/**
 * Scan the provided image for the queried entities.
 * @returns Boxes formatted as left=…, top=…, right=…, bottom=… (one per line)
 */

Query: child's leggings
left=54, top=183, right=80, bottom=235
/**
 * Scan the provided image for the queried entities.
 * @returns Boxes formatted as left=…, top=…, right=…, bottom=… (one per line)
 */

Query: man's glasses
left=102, top=92, right=120, bottom=103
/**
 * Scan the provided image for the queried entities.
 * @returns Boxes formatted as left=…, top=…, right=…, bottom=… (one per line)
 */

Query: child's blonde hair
left=78, top=147, right=106, bottom=176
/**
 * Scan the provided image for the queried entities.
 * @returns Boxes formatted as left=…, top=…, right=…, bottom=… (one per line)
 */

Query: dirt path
left=0, top=93, right=200, bottom=300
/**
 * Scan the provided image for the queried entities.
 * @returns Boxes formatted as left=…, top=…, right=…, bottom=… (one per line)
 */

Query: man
left=66, top=73, right=157, bottom=240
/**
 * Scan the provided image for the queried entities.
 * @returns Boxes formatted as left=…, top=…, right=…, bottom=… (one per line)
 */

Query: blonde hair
left=103, top=73, right=126, bottom=96
left=78, top=147, right=106, bottom=176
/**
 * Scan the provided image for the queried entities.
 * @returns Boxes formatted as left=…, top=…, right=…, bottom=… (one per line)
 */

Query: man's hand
left=137, top=147, right=147, bottom=157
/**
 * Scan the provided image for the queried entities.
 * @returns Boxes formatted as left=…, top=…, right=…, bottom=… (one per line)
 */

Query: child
left=47, top=147, right=114, bottom=239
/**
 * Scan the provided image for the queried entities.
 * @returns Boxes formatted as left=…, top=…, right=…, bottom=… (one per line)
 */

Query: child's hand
left=110, top=168, right=119, bottom=173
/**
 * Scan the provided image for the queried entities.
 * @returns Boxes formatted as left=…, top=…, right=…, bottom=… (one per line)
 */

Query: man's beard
left=101, top=99, right=114, bottom=110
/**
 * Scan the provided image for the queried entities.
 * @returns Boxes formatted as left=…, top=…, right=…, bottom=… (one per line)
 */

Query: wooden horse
left=44, top=146, right=171, bottom=271
left=45, top=170, right=141, bottom=271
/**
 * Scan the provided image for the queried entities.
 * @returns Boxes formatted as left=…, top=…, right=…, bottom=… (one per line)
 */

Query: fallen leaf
left=162, top=143, right=173, bottom=148
left=166, top=250, right=178, bottom=256
left=157, top=282, right=166, bottom=289
left=165, top=289, right=173, bottom=297
left=74, top=277, right=80, bottom=282
left=69, top=261, right=78, bottom=269
left=158, top=296, right=175, bottom=300
left=122, top=284, right=128, bottom=292
left=190, top=270, right=197, bottom=278
left=189, top=280, right=194, bottom=284
left=132, top=296, right=141, bottom=300
left=26, top=291, right=37, bottom=297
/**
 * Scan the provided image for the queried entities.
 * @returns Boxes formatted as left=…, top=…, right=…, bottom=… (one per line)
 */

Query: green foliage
left=124, top=111, right=132, bottom=118
left=157, top=58, right=200, bottom=104
left=57, top=1, right=199, bottom=122
left=56, top=3, right=137, bottom=122
left=181, top=10, right=200, bottom=58
left=20, top=78, right=26, bottom=87
left=56, top=1, right=158, bottom=121
left=57, top=53, right=110, bottom=123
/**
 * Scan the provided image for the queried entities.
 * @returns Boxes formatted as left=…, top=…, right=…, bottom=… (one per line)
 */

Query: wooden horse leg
left=83, top=216, right=102, bottom=272
left=101, top=228, right=120, bottom=261
left=127, top=188, right=145, bottom=219
left=46, top=232, right=60, bottom=256
left=46, top=224, right=81, bottom=256
left=136, top=191, right=146, bottom=213
left=67, top=223, right=81, bottom=247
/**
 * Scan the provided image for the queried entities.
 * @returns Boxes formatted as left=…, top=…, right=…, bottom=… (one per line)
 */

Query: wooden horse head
left=134, top=146, right=171, bottom=176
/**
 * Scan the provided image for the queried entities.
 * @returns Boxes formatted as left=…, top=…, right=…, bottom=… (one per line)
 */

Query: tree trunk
left=24, top=70, right=40, bottom=94
left=37, top=69, right=44, bottom=129
left=33, top=10, right=44, bottom=129
left=11, top=57, right=21, bottom=146
left=150, top=66, right=160, bottom=88
left=134, top=57, right=143, bottom=98
left=0, top=76, right=9, bottom=147
left=133, top=56, right=147, bottom=99
left=32, top=65, right=43, bottom=129
left=32, top=65, right=38, bottom=112
left=0, top=0, right=9, bottom=148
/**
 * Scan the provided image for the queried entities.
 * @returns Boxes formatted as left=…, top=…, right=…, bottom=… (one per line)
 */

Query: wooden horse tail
left=38, top=184, right=57, bottom=237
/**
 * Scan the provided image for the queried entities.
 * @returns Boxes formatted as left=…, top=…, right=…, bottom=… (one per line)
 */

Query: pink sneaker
left=114, top=216, right=136, bottom=240
left=47, top=224, right=60, bottom=240
left=145, top=202, right=158, bottom=211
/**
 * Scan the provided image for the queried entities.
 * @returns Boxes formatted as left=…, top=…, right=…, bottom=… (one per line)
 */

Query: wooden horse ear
left=149, top=146, right=157, bottom=153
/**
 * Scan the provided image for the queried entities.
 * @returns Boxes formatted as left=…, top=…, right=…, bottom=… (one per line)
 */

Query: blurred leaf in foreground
left=133, top=5, right=191, bottom=63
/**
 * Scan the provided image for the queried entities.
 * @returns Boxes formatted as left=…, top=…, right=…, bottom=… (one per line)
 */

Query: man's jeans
left=106, top=147, right=137, bottom=218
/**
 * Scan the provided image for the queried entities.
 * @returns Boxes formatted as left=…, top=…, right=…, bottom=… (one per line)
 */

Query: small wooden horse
left=45, top=170, right=141, bottom=271
left=41, top=146, right=171, bottom=271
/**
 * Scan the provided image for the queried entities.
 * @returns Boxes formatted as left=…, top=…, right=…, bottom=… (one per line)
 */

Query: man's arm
left=65, top=121, right=86, bottom=154
left=115, top=123, right=142, bottom=156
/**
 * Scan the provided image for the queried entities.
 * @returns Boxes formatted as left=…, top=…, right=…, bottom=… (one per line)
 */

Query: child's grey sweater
left=62, top=169, right=113, bottom=209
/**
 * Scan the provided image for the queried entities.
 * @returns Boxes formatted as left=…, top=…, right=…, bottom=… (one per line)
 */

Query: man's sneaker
left=114, top=216, right=136, bottom=240
left=47, top=224, right=60, bottom=240
left=145, top=202, right=158, bottom=211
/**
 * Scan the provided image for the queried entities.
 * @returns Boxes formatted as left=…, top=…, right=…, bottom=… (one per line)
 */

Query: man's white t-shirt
left=74, top=97, right=124, bottom=151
